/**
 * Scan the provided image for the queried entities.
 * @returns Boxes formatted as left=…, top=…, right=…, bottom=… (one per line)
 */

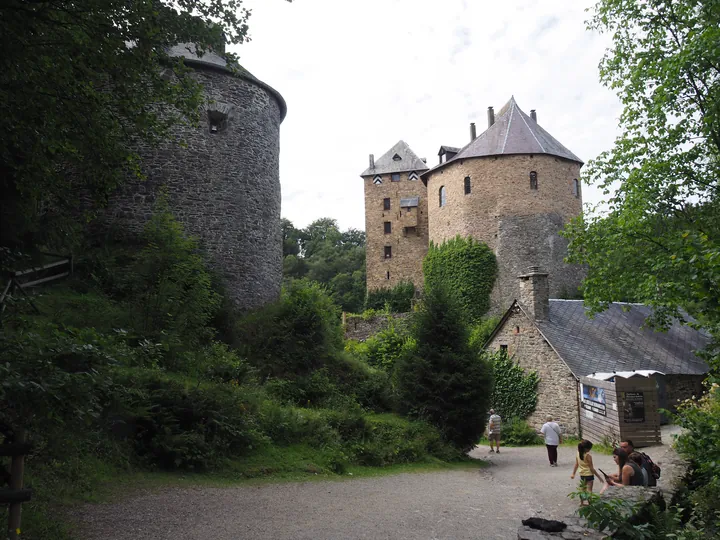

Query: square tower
left=360, top=141, right=430, bottom=292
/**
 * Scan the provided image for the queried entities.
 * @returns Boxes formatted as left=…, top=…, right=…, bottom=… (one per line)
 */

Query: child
left=570, top=440, right=599, bottom=506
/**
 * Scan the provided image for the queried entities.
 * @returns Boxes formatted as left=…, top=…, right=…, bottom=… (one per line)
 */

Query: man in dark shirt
left=620, top=439, right=657, bottom=487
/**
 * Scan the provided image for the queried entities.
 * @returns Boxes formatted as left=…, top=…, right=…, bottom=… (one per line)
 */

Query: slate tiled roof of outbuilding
left=360, top=140, right=429, bottom=177
left=535, top=300, right=710, bottom=377
left=421, top=97, right=582, bottom=181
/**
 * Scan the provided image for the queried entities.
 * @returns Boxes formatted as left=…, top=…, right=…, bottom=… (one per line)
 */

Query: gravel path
left=75, top=440, right=677, bottom=540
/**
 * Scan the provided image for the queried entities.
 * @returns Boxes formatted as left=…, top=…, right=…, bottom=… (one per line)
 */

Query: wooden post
left=7, top=429, right=26, bottom=540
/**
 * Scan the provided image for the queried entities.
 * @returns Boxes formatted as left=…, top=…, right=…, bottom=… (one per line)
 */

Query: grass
left=17, top=444, right=487, bottom=540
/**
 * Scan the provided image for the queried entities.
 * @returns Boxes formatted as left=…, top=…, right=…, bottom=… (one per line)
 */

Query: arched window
left=529, top=171, right=538, bottom=190
left=573, top=178, right=580, bottom=198
left=464, top=176, right=471, bottom=195
left=439, top=186, right=447, bottom=207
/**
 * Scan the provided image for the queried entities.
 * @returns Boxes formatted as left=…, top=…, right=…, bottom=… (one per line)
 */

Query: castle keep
left=361, top=97, right=584, bottom=312
left=107, top=44, right=286, bottom=311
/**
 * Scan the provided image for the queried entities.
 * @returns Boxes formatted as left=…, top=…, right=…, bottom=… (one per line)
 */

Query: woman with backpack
left=570, top=440, right=600, bottom=505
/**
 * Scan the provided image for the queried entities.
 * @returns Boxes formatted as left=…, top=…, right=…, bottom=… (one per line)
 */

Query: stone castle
left=360, top=97, right=585, bottom=312
left=106, top=44, right=286, bottom=311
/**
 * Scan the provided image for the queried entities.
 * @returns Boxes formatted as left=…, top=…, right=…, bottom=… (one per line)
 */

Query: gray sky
left=234, top=0, right=622, bottom=231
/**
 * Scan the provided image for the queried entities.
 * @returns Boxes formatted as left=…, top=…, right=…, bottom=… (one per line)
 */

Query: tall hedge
left=487, top=350, right=539, bottom=420
left=423, top=236, right=497, bottom=322
left=365, top=280, right=415, bottom=312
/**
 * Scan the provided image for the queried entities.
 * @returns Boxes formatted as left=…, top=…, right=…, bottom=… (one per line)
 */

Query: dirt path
left=75, top=436, right=678, bottom=540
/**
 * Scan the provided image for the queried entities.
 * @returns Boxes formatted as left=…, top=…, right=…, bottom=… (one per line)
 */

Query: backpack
left=641, top=452, right=661, bottom=479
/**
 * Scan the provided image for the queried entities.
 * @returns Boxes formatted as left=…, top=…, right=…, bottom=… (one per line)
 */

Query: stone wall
left=663, top=374, right=706, bottom=411
left=487, top=304, right=580, bottom=433
left=363, top=172, right=429, bottom=292
left=344, top=312, right=409, bottom=342
left=424, top=154, right=584, bottom=313
left=104, top=64, right=284, bottom=312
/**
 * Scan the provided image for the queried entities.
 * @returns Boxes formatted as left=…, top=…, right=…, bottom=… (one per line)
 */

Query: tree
left=423, top=236, right=497, bottom=323
left=564, top=0, right=720, bottom=372
left=395, top=285, right=493, bottom=451
left=0, top=0, right=289, bottom=261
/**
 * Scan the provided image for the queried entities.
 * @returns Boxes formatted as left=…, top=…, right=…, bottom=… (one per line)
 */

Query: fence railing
left=0, top=254, right=73, bottom=318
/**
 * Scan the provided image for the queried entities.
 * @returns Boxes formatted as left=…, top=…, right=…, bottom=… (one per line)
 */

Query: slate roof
left=438, top=145, right=460, bottom=155
left=361, top=140, right=429, bottom=177
left=532, top=300, right=710, bottom=377
left=421, top=97, right=582, bottom=181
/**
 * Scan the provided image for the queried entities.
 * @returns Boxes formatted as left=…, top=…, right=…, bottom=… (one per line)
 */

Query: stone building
left=360, top=141, right=430, bottom=291
left=485, top=267, right=709, bottom=434
left=105, top=44, right=287, bottom=311
left=361, top=97, right=584, bottom=312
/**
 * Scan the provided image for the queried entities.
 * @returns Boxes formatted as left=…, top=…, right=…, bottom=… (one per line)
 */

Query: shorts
left=580, top=475, right=595, bottom=482
left=488, top=433, right=501, bottom=441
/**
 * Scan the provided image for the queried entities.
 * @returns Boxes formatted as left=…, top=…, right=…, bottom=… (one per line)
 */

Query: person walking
left=570, top=440, right=600, bottom=506
left=487, top=409, right=502, bottom=453
left=540, top=415, right=562, bottom=466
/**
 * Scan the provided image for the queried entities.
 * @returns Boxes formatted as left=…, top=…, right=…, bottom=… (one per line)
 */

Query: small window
left=439, top=186, right=446, bottom=207
left=392, top=153, right=402, bottom=161
left=386, top=271, right=390, bottom=280
left=384, top=246, right=392, bottom=259
left=391, top=173, right=401, bottom=182
left=404, top=226, right=417, bottom=236
left=464, top=176, right=471, bottom=195
left=384, top=221, right=391, bottom=234
left=500, top=344, right=508, bottom=355
left=514, top=326, right=520, bottom=334
left=383, top=198, right=391, bottom=210
left=530, top=171, right=538, bottom=190
left=573, top=178, right=580, bottom=198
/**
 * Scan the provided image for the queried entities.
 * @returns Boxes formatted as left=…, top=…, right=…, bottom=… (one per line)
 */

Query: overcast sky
left=233, top=0, right=623, bottom=232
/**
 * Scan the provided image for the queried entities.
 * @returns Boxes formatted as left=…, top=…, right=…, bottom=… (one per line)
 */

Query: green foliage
left=357, top=321, right=412, bottom=371
left=423, top=236, right=497, bottom=323
left=564, top=0, right=720, bottom=373
left=500, top=418, right=542, bottom=446
left=488, top=350, right=539, bottom=420
left=281, top=218, right=367, bottom=313
left=568, top=491, right=654, bottom=539
left=365, top=281, right=416, bottom=312
left=469, top=316, right=501, bottom=350
left=395, top=285, right=493, bottom=451
left=0, top=0, right=270, bottom=258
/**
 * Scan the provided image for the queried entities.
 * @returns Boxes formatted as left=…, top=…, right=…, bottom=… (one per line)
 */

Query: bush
left=423, top=236, right=497, bottom=323
left=488, top=350, right=539, bottom=420
left=469, top=316, right=500, bottom=350
left=396, top=285, right=493, bottom=451
left=501, top=417, right=542, bottom=446
left=359, top=320, right=412, bottom=371
left=365, top=280, right=415, bottom=312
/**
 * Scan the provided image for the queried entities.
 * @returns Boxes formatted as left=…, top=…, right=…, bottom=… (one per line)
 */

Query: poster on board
left=581, top=383, right=607, bottom=416
left=622, top=391, right=645, bottom=423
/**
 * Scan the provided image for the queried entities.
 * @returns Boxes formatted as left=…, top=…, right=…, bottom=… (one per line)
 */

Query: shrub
left=395, top=285, right=493, bottom=451
left=501, top=417, right=542, bottom=446
left=488, top=350, right=539, bottom=420
left=365, top=280, right=415, bottom=312
left=362, top=321, right=412, bottom=371
left=423, top=236, right=497, bottom=323
left=469, top=316, right=501, bottom=350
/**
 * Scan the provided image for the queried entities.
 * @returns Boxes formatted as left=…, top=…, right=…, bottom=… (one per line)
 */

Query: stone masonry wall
left=104, top=67, right=283, bottom=311
left=363, top=172, right=429, bottom=291
left=425, top=154, right=584, bottom=313
left=664, top=374, right=706, bottom=412
left=343, top=312, right=410, bottom=342
left=487, top=304, right=580, bottom=434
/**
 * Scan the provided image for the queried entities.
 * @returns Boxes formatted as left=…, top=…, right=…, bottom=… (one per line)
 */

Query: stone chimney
left=518, top=266, right=549, bottom=321
left=530, top=109, right=537, bottom=122
left=470, top=122, right=477, bottom=141
left=487, top=106, right=495, bottom=128
left=369, top=154, right=375, bottom=169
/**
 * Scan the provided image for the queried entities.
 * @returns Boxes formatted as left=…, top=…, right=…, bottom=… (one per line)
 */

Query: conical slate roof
left=421, top=97, right=582, bottom=180
left=360, top=140, right=429, bottom=177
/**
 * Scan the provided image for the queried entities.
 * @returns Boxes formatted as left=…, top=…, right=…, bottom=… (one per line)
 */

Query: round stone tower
left=421, top=97, right=584, bottom=312
left=106, top=44, right=287, bottom=312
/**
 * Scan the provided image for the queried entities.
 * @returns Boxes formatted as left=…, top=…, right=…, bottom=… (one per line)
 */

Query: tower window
left=439, top=186, right=447, bottom=207
left=500, top=344, right=508, bottom=355
left=383, top=198, right=391, bottom=210
left=464, top=176, right=471, bottom=194
left=384, top=221, right=391, bottom=234
left=386, top=271, right=390, bottom=280
left=391, top=173, right=401, bottom=182
left=384, top=246, right=392, bottom=259
left=573, top=178, right=580, bottom=198
left=530, top=171, right=538, bottom=190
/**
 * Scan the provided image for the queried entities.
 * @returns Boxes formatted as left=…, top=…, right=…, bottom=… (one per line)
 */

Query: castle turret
left=420, top=97, right=584, bottom=312
left=360, top=141, right=429, bottom=292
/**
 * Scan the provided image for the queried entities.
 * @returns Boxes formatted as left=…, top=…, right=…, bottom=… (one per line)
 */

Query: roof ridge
left=518, top=107, right=545, bottom=152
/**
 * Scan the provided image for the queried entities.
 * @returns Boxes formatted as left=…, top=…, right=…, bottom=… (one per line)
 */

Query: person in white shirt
left=540, top=415, right=562, bottom=466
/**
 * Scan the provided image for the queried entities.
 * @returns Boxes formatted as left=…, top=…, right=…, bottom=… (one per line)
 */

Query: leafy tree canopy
left=564, top=0, right=720, bottom=371
left=0, top=0, right=288, bottom=261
